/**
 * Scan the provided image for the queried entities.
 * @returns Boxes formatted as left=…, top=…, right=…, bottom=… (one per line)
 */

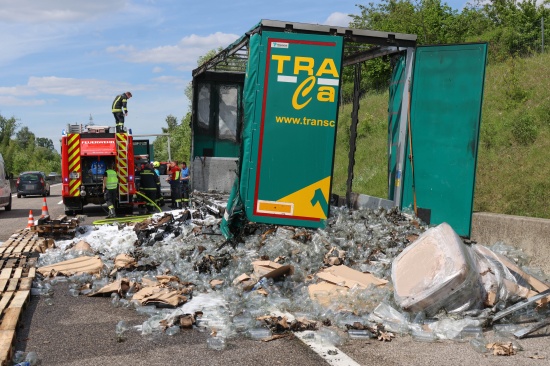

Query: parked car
left=0, top=153, right=12, bottom=211
left=16, top=171, right=50, bottom=198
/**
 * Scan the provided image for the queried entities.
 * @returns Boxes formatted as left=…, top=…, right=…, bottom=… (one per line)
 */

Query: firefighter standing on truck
left=138, top=162, right=159, bottom=213
left=112, top=91, right=132, bottom=133
left=103, top=162, right=118, bottom=218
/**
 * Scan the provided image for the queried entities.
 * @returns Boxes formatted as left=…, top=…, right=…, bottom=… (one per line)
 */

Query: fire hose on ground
left=92, top=191, right=163, bottom=225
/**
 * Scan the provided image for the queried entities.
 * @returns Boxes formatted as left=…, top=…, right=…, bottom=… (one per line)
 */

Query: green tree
left=350, top=0, right=463, bottom=45
left=16, top=126, right=35, bottom=149
left=152, top=114, right=191, bottom=163
left=0, top=114, right=19, bottom=147
left=345, top=0, right=467, bottom=94
left=469, top=0, right=549, bottom=59
left=36, top=137, right=55, bottom=150
left=0, top=114, right=61, bottom=174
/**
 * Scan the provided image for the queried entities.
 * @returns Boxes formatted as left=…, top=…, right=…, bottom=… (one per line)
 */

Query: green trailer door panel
left=243, top=31, right=343, bottom=228
left=401, top=43, right=488, bottom=236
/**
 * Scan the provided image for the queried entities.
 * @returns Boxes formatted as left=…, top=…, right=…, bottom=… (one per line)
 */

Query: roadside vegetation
left=332, top=0, right=550, bottom=218
left=333, top=51, right=550, bottom=219
left=152, top=113, right=192, bottom=164
left=0, top=115, right=60, bottom=175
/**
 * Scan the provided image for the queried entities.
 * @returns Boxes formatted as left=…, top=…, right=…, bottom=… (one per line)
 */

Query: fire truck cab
left=61, top=124, right=136, bottom=215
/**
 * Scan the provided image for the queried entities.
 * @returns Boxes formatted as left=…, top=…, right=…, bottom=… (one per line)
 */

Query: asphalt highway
left=2, top=185, right=550, bottom=365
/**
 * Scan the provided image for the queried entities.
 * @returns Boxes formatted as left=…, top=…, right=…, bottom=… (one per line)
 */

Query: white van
left=0, top=153, right=12, bottom=211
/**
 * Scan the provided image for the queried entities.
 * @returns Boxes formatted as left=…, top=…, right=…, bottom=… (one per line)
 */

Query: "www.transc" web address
left=275, top=116, right=335, bottom=127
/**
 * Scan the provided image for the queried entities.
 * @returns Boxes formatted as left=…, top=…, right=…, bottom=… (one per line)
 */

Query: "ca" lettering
left=292, top=76, right=315, bottom=110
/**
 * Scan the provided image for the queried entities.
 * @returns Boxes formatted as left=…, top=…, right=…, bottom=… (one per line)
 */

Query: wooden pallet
left=0, top=231, right=38, bottom=257
left=0, top=232, right=39, bottom=365
left=31, top=215, right=79, bottom=239
left=0, top=258, right=37, bottom=271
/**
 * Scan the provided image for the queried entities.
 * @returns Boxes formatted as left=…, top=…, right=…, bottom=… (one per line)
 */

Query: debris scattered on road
left=28, top=191, right=550, bottom=355
left=32, top=215, right=79, bottom=239
left=37, top=256, right=103, bottom=277
left=486, top=341, right=517, bottom=356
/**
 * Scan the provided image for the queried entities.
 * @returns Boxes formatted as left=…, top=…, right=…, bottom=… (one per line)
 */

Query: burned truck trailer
left=61, top=125, right=136, bottom=215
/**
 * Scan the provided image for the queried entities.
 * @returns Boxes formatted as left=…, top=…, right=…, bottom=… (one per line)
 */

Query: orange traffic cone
left=41, top=197, right=50, bottom=218
left=26, top=210, right=35, bottom=229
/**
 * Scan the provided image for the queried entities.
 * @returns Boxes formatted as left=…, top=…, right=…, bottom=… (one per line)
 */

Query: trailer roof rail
left=192, top=19, right=417, bottom=77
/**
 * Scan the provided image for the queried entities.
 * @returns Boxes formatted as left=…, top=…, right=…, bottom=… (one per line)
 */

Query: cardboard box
left=392, top=222, right=482, bottom=314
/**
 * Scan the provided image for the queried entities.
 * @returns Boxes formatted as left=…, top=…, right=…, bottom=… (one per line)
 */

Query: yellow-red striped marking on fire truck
left=67, top=133, right=81, bottom=197
left=116, top=133, right=128, bottom=194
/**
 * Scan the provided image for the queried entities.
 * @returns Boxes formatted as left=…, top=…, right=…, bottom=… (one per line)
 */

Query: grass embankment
left=333, top=52, right=550, bottom=218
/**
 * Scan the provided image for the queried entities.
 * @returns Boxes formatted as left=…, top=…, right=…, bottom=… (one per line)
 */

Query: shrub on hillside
left=512, top=113, right=538, bottom=145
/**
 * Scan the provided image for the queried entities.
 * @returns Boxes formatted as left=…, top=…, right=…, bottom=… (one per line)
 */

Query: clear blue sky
left=0, top=0, right=467, bottom=152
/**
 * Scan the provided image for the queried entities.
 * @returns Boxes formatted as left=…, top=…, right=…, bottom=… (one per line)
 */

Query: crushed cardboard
left=89, top=278, right=133, bottom=297
left=251, top=260, right=294, bottom=279
left=324, top=247, right=346, bottom=266
left=233, top=273, right=257, bottom=291
left=486, top=342, right=517, bottom=356
left=308, top=282, right=349, bottom=307
left=156, top=275, right=182, bottom=285
left=308, top=266, right=387, bottom=307
left=178, top=314, right=195, bottom=329
left=233, top=261, right=294, bottom=292
left=132, top=286, right=187, bottom=307
left=256, top=288, right=269, bottom=296
left=210, top=279, right=224, bottom=288
left=257, top=315, right=318, bottom=333
left=35, top=237, right=56, bottom=253
left=316, top=265, right=388, bottom=289
left=114, top=254, right=137, bottom=269
left=141, top=277, right=159, bottom=287
left=37, top=256, right=103, bottom=277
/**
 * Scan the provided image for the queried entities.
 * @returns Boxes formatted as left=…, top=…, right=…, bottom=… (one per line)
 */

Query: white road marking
left=58, top=200, right=63, bottom=205
left=294, top=331, right=360, bottom=366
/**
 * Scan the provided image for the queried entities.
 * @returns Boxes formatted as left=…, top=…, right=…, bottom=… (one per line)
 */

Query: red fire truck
left=61, top=124, right=136, bottom=215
